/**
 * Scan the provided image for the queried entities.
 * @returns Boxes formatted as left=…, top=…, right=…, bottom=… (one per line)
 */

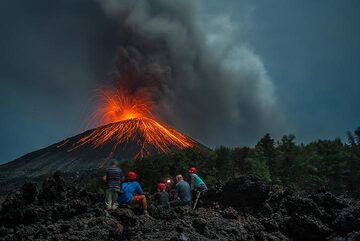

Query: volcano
left=0, top=117, right=204, bottom=178
left=0, top=66, right=206, bottom=178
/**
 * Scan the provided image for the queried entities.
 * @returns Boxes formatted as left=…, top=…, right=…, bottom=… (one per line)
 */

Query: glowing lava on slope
left=68, top=84, right=196, bottom=158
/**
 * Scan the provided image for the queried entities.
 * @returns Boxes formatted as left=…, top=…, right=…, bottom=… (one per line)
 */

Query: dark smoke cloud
left=98, top=0, right=286, bottom=146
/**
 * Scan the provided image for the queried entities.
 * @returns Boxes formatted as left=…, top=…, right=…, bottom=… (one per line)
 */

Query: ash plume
left=97, top=0, right=286, bottom=146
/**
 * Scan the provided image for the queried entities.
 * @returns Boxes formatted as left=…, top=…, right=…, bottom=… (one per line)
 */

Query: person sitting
left=170, top=174, right=192, bottom=207
left=154, top=182, right=170, bottom=209
left=104, top=160, right=123, bottom=210
left=188, top=167, right=207, bottom=192
left=117, top=171, right=149, bottom=216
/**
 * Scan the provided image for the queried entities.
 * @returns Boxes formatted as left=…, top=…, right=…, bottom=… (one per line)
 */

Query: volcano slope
left=0, top=173, right=359, bottom=241
left=0, top=118, right=203, bottom=179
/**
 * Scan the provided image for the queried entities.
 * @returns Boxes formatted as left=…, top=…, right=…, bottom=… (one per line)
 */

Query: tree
left=345, top=127, right=360, bottom=196
left=255, top=133, right=275, bottom=177
left=274, top=135, right=297, bottom=186
left=215, top=146, right=233, bottom=180
left=246, top=148, right=271, bottom=181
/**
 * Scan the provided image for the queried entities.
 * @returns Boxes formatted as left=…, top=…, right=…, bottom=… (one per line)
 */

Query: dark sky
left=0, top=0, right=359, bottom=164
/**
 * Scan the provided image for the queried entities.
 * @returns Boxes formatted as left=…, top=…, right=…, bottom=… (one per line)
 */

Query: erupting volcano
left=67, top=77, right=197, bottom=158
left=68, top=86, right=197, bottom=158
left=0, top=73, right=204, bottom=178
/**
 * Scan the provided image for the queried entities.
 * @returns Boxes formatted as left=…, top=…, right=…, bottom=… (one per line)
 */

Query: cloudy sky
left=0, top=0, right=359, bottom=164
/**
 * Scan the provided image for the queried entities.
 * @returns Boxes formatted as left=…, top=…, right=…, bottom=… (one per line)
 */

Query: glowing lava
left=68, top=117, right=196, bottom=158
left=91, top=86, right=154, bottom=124
left=68, top=82, right=196, bottom=158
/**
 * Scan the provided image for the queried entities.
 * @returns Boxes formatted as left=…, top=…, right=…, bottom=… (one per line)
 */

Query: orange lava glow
left=92, top=87, right=153, bottom=125
left=68, top=117, right=196, bottom=158
left=68, top=82, right=196, bottom=158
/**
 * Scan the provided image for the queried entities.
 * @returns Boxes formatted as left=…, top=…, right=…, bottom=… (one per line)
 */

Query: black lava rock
left=0, top=173, right=359, bottom=241
left=220, top=175, right=270, bottom=208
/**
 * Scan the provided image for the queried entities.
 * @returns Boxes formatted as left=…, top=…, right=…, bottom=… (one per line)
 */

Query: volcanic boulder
left=21, top=182, right=38, bottom=204
left=221, top=175, right=270, bottom=207
left=203, top=175, right=270, bottom=209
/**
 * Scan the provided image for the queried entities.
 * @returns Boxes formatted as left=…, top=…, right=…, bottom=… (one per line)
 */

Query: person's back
left=176, top=180, right=192, bottom=204
left=104, top=161, right=123, bottom=210
left=154, top=182, right=170, bottom=208
left=118, top=180, right=143, bottom=204
left=117, top=172, right=149, bottom=216
left=154, top=191, right=170, bottom=208
left=188, top=167, right=207, bottom=192
left=106, top=166, right=123, bottom=190
left=191, top=173, right=207, bottom=190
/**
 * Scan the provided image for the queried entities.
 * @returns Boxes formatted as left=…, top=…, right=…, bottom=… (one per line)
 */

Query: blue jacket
left=191, top=173, right=207, bottom=189
left=117, top=181, right=143, bottom=204
left=176, top=180, right=192, bottom=203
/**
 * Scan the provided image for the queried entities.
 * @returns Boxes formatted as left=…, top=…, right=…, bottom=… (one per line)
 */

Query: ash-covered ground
left=0, top=173, right=359, bottom=241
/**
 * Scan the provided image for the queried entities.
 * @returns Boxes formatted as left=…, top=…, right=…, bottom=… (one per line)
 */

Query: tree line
left=121, top=127, right=360, bottom=197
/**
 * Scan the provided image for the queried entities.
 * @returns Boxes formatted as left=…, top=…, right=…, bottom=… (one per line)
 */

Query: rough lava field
left=0, top=173, right=359, bottom=241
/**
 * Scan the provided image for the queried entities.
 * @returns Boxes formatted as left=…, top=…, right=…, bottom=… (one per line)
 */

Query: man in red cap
left=117, top=171, right=149, bottom=216
left=188, top=167, right=207, bottom=192
left=154, top=182, right=170, bottom=209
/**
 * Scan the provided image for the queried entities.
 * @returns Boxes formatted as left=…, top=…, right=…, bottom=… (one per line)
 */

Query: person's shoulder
left=122, top=180, right=132, bottom=185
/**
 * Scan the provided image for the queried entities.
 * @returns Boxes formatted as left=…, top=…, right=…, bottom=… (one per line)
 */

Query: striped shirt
left=106, top=166, right=123, bottom=189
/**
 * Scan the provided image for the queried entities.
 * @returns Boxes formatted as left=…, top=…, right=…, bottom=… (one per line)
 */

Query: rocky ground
left=0, top=174, right=359, bottom=241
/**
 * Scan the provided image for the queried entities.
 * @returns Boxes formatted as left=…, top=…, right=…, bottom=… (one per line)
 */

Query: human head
left=175, top=174, right=183, bottom=183
left=188, top=167, right=197, bottom=174
left=127, top=171, right=138, bottom=181
left=157, top=183, right=166, bottom=192
left=111, top=159, right=119, bottom=167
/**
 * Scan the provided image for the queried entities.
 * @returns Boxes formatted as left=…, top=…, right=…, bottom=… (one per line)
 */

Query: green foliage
left=246, top=150, right=271, bottom=181
left=120, top=127, right=360, bottom=197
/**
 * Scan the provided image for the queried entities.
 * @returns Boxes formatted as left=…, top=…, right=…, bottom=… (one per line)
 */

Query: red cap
left=188, top=167, right=197, bottom=174
left=157, top=183, right=166, bottom=191
left=127, top=171, right=138, bottom=180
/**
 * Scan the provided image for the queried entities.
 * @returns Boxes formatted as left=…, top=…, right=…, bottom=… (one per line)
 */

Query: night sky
left=0, top=0, right=359, bottom=164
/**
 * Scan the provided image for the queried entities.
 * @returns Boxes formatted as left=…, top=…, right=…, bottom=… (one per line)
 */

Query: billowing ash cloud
left=97, top=0, right=286, bottom=146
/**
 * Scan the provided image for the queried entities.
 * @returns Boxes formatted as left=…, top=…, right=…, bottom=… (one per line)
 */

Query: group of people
left=104, top=160, right=207, bottom=216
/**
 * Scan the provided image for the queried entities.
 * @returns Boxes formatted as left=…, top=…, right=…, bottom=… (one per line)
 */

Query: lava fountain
left=67, top=79, right=196, bottom=159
